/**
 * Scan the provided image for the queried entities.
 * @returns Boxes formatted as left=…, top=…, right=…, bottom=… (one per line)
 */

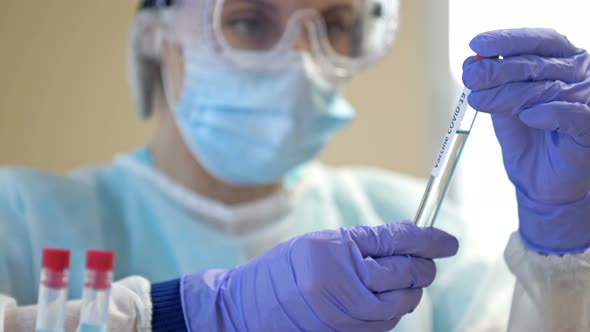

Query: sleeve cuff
left=151, top=279, right=188, bottom=331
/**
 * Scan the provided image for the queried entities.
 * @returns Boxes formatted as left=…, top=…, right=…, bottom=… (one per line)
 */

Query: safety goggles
left=142, top=0, right=399, bottom=81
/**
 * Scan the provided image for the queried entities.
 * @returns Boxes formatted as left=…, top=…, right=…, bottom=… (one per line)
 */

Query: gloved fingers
left=330, top=319, right=400, bottom=332
left=339, top=288, right=423, bottom=323
left=519, top=101, right=590, bottom=147
left=358, top=319, right=400, bottom=332
left=470, top=79, right=590, bottom=153
left=348, top=222, right=459, bottom=259
left=489, top=113, right=531, bottom=156
left=463, top=53, right=590, bottom=91
left=471, top=81, right=548, bottom=156
left=468, top=80, right=574, bottom=117
left=469, top=28, right=582, bottom=58
left=361, top=256, right=435, bottom=293
left=374, top=288, right=423, bottom=319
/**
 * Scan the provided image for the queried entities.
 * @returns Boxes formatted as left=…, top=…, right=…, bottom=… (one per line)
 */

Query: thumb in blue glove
left=182, top=222, right=458, bottom=331
left=462, top=28, right=590, bottom=255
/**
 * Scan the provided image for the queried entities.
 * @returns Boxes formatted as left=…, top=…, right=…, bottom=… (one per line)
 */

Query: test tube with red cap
left=78, top=250, right=115, bottom=332
left=36, top=248, right=70, bottom=332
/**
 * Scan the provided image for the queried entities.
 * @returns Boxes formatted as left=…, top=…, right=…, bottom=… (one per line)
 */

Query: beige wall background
left=0, top=1, right=441, bottom=177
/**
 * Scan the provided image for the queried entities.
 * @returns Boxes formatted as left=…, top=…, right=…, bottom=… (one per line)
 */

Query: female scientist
left=2, top=0, right=590, bottom=331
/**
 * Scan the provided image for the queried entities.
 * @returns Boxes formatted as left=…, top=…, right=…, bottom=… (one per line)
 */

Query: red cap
left=86, top=250, right=115, bottom=272
left=41, top=248, right=70, bottom=272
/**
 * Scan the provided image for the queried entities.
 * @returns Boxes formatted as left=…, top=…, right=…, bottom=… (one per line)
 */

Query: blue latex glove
left=182, top=222, right=458, bottom=331
left=463, top=28, right=590, bottom=255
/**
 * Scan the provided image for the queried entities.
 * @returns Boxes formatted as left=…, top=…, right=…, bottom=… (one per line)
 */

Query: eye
left=325, top=20, right=355, bottom=37
left=226, top=16, right=267, bottom=36
left=221, top=11, right=281, bottom=50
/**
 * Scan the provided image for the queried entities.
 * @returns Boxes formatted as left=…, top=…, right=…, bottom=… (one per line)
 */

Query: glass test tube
left=36, top=248, right=70, bottom=332
left=78, top=250, right=115, bottom=332
left=414, top=88, right=478, bottom=228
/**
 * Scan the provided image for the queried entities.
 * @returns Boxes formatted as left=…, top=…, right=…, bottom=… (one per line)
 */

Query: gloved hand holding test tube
left=414, top=55, right=494, bottom=228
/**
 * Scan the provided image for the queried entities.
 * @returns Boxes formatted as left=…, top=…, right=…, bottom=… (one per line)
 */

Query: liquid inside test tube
left=414, top=89, right=477, bottom=228
left=414, top=130, right=472, bottom=228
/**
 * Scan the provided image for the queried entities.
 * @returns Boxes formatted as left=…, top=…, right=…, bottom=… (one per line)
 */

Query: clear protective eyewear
left=165, top=0, right=399, bottom=81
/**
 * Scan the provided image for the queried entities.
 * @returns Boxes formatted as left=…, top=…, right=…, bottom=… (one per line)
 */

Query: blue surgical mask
left=168, top=50, right=355, bottom=186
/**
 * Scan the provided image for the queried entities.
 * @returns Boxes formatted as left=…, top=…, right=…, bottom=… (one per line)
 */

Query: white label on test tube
left=431, top=88, right=471, bottom=177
